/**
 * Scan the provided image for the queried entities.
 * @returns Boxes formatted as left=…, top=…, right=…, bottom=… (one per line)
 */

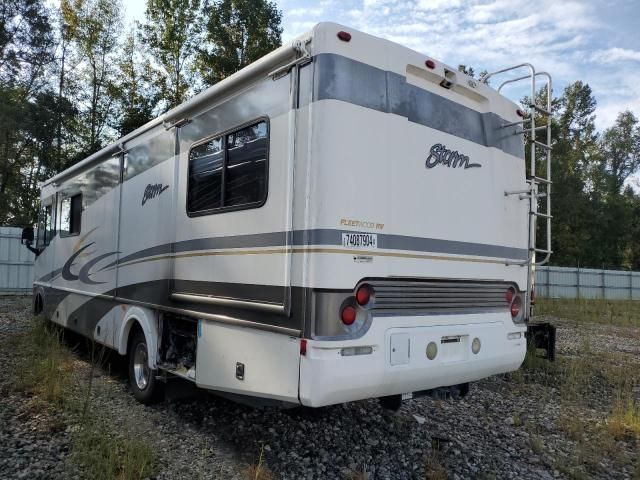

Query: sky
left=123, top=0, right=640, bottom=131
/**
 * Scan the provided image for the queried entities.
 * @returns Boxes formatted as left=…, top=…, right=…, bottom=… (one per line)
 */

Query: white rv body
left=30, top=23, right=538, bottom=407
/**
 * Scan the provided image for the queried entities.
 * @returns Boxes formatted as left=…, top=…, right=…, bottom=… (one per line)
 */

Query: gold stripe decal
left=111, top=246, right=509, bottom=270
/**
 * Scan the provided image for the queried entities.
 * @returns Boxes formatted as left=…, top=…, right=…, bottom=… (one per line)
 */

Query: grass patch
left=10, top=319, right=72, bottom=404
left=607, top=397, right=640, bottom=440
left=9, top=317, right=157, bottom=480
left=71, top=420, right=156, bottom=480
left=534, top=297, right=640, bottom=326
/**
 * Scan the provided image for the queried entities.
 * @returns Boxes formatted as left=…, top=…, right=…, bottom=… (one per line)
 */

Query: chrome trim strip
left=115, top=296, right=300, bottom=336
left=170, top=292, right=286, bottom=314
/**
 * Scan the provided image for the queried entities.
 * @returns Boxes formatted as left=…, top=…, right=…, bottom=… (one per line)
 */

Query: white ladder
left=480, top=64, right=552, bottom=313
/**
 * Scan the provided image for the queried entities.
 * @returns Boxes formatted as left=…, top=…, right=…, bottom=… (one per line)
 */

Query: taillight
left=337, top=31, right=351, bottom=42
left=425, top=59, right=436, bottom=69
left=356, top=284, right=373, bottom=306
left=506, top=287, right=515, bottom=304
left=341, top=305, right=357, bottom=325
left=300, top=339, right=307, bottom=356
left=510, top=297, right=521, bottom=317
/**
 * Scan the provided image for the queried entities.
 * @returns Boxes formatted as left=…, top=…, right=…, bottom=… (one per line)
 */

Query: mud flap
left=526, top=322, right=556, bottom=361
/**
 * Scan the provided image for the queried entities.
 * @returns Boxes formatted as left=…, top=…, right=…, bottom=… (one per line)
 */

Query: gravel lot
left=1, top=296, right=639, bottom=479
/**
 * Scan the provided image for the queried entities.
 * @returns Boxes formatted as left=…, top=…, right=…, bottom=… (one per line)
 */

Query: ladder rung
left=530, top=212, right=552, bottom=219
left=501, top=120, right=528, bottom=128
left=532, top=248, right=553, bottom=254
left=527, top=176, right=551, bottom=185
left=530, top=104, right=551, bottom=116
left=532, top=140, right=551, bottom=150
left=514, top=126, right=549, bottom=135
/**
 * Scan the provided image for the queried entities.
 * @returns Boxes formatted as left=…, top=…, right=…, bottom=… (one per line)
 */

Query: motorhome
left=22, top=22, right=552, bottom=408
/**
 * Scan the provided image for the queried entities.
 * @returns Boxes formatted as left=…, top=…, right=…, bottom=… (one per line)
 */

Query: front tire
left=128, top=330, right=162, bottom=404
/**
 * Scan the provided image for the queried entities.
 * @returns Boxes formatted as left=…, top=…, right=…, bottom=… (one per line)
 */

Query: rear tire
left=128, top=330, right=162, bottom=404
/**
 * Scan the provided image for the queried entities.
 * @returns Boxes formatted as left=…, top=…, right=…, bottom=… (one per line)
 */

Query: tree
left=196, top=0, right=282, bottom=86
left=139, top=0, right=201, bottom=110
left=599, top=110, right=640, bottom=192
left=112, top=32, right=159, bottom=136
left=457, top=64, right=488, bottom=80
left=62, top=0, right=123, bottom=154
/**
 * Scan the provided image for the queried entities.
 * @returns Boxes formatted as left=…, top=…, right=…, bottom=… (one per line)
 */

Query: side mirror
left=21, top=227, right=34, bottom=245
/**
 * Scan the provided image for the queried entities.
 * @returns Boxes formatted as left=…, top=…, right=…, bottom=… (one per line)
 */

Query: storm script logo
left=425, top=143, right=481, bottom=170
left=142, top=183, right=169, bottom=206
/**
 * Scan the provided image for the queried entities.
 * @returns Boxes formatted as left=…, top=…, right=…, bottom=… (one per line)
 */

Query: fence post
left=630, top=270, right=633, bottom=300
left=546, top=267, right=550, bottom=298
left=576, top=267, right=580, bottom=300
left=602, top=268, right=606, bottom=300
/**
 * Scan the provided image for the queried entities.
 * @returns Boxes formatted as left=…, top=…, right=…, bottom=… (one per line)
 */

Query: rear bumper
left=299, top=312, right=526, bottom=407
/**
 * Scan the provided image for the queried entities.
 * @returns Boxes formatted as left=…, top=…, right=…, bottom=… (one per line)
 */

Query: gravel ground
left=1, top=296, right=639, bottom=479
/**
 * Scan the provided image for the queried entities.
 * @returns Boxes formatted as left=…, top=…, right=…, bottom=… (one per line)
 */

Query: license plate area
left=439, top=335, right=468, bottom=363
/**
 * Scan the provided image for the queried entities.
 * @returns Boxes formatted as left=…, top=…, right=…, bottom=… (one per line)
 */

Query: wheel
left=128, top=330, right=162, bottom=404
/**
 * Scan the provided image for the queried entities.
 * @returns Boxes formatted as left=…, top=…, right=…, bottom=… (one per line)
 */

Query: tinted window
left=188, top=136, right=223, bottom=212
left=36, top=204, right=53, bottom=248
left=187, top=120, right=268, bottom=215
left=225, top=122, right=267, bottom=207
left=60, top=194, right=82, bottom=236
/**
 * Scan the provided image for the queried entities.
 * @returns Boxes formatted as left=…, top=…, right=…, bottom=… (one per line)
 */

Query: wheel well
left=33, top=293, right=43, bottom=315
left=126, top=321, right=144, bottom=355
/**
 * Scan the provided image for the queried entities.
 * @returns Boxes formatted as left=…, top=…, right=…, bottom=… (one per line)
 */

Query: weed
left=424, top=450, right=447, bottom=480
left=529, top=435, right=544, bottom=455
left=245, top=445, right=274, bottom=480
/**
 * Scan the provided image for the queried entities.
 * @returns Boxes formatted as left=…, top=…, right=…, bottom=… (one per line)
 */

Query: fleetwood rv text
left=23, top=23, right=552, bottom=408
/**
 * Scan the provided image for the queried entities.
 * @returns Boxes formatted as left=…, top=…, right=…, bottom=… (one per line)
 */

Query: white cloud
left=278, top=0, right=640, bottom=130
left=591, top=47, right=640, bottom=63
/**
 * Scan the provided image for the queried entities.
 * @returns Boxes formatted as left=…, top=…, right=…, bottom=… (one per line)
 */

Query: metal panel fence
left=535, top=266, right=640, bottom=300
left=0, top=227, right=34, bottom=295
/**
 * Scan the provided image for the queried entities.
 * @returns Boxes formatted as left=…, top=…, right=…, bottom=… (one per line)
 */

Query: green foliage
left=138, top=0, right=202, bottom=110
left=196, top=0, right=282, bottom=86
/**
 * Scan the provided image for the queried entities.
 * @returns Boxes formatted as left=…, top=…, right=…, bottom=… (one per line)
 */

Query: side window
left=187, top=119, right=268, bottom=215
left=36, top=204, right=53, bottom=248
left=60, top=194, right=82, bottom=236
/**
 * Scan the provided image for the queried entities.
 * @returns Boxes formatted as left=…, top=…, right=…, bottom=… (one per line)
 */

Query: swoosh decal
left=78, top=251, right=120, bottom=285
left=61, top=243, right=95, bottom=281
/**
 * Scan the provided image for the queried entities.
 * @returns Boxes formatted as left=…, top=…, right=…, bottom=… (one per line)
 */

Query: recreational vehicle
left=22, top=23, right=552, bottom=408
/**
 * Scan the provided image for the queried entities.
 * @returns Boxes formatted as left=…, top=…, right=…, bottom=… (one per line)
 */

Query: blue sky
left=124, top=0, right=640, bottom=131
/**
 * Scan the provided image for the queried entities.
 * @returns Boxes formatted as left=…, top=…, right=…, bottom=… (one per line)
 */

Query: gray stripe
left=120, top=229, right=527, bottom=264
left=313, top=53, right=524, bottom=159
left=39, top=229, right=528, bottom=283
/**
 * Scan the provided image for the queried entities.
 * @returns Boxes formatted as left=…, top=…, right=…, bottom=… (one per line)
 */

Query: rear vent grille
left=368, top=279, right=512, bottom=313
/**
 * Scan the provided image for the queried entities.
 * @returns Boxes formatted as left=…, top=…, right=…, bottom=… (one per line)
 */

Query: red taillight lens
left=337, top=31, right=351, bottom=42
left=300, top=339, right=307, bottom=355
left=341, top=305, right=357, bottom=325
left=510, top=297, right=521, bottom=317
left=425, top=59, right=436, bottom=69
left=356, top=284, right=372, bottom=306
left=506, top=287, right=515, bottom=304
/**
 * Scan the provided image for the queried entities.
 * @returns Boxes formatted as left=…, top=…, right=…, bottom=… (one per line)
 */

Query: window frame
left=186, top=117, right=270, bottom=218
left=36, top=201, right=54, bottom=249
left=59, top=193, right=83, bottom=237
